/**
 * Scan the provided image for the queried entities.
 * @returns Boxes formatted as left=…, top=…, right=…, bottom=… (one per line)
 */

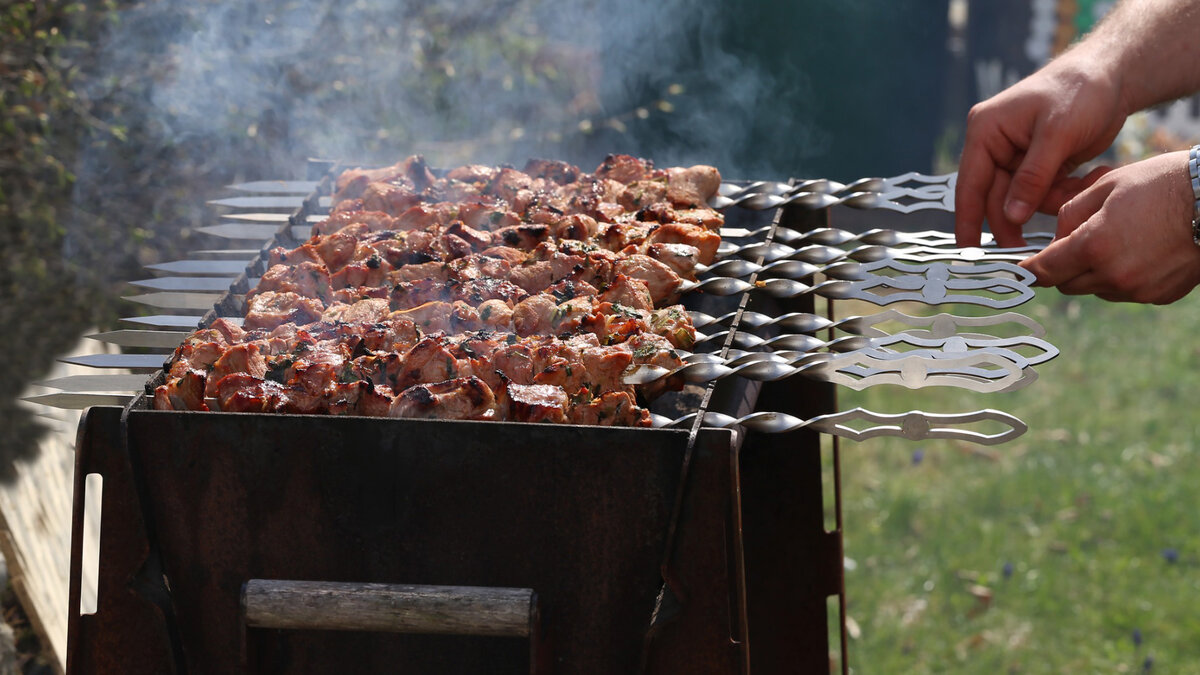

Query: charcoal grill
left=51, top=159, right=1052, bottom=674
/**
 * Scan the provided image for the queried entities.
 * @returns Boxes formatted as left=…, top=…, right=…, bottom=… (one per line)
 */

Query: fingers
left=1057, top=271, right=1116, bottom=297
left=984, top=169, right=1028, bottom=247
left=1004, top=125, right=1073, bottom=224
left=1019, top=230, right=1093, bottom=288
left=954, top=141, right=997, bottom=247
left=1039, top=166, right=1112, bottom=214
left=1055, top=177, right=1112, bottom=240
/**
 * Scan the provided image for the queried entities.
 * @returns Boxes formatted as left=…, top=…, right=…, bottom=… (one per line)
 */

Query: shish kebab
left=155, top=154, right=732, bottom=426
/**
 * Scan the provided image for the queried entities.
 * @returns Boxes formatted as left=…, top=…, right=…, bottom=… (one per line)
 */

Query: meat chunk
left=327, top=381, right=394, bottom=417
left=666, top=165, right=722, bottom=207
left=646, top=242, right=700, bottom=279
left=389, top=376, right=498, bottom=420
left=477, top=299, right=514, bottom=331
left=614, top=254, right=682, bottom=305
left=205, top=343, right=268, bottom=396
left=391, top=302, right=455, bottom=334
left=523, top=158, right=580, bottom=185
left=244, top=291, right=325, bottom=331
left=392, top=334, right=473, bottom=390
left=250, top=262, right=332, bottom=303
left=503, top=383, right=568, bottom=423
left=646, top=222, right=720, bottom=264
left=154, top=370, right=208, bottom=411
left=321, top=298, right=391, bottom=324
left=595, top=154, right=654, bottom=183
left=512, top=294, right=558, bottom=337
left=569, top=391, right=650, bottom=427
left=650, top=306, right=696, bottom=349
left=599, top=274, right=654, bottom=311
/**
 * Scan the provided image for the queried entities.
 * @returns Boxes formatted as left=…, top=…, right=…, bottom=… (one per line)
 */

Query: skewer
left=121, top=315, right=232, bottom=329
left=208, top=195, right=331, bottom=210
left=144, top=260, right=252, bottom=275
left=123, top=292, right=228, bottom=311
left=711, top=172, right=956, bottom=212
left=56, top=354, right=164, bottom=371
left=691, top=330, right=1058, bottom=369
left=651, top=407, right=1026, bottom=445
left=626, top=345, right=1038, bottom=394
left=688, top=308, right=1047, bottom=339
left=34, top=374, right=151, bottom=391
left=221, top=212, right=324, bottom=223
left=87, top=330, right=190, bottom=349
left=21, top=392, right=135, bottom=409
left=198, top=223, right=310, bottom=241
left=226, top=180, right=319, bottom=194
left=681, top=260, right=1036, bottom=310
left=130, top=277, right=247, bottom=292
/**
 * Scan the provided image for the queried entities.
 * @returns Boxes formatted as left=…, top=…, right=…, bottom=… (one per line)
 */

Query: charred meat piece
left=154, top=370, right=207, bottom=411
left=646, top=222, right=720, bottom=265
left=503, top=382, right=568, bottom=423
left=250, top=262, right=333, bottom=303
left=204, top=343, right=269, bottom=397
left=569, top=390, right=650, bottom=427
left=389, top=376, right=498, bottom=420
left=599, top=274, right=654, bottom=312
left=523, top=158, right=580, bottom=185
left=595, top=154, right=654, bottom=184
left=244, top=291, right=325, bottom=331
left=614, top=254, right=682, bottom=305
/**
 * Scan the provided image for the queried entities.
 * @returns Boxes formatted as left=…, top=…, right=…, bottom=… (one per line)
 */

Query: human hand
left=1020, top=151, right=1200, bottom=304
left=955, top=56, right=1127, bottom=247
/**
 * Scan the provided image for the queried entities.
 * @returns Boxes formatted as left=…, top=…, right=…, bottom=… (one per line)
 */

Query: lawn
left=836, top=289, right=1200, bottom=673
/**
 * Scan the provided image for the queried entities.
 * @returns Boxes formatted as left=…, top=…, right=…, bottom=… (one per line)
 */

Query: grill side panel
left=74, top=410, right=742, bottom=674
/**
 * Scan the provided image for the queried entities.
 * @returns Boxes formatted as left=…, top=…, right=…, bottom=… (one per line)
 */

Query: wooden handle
left=242, top=580, right=537, bottom=638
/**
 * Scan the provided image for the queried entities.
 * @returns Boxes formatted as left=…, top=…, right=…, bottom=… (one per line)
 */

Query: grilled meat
left=157, top=154, right=724, bottom=426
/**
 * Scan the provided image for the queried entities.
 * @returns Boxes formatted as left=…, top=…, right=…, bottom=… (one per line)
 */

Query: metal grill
left=49, top=159, right=1053, bottom=674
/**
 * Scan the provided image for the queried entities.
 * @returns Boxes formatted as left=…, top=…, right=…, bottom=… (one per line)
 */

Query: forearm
left=1069, top=0, right=1200, bottom=114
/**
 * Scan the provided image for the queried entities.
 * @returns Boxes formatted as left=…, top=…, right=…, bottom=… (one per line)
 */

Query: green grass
left=834, top=289, right=1200, bottom=673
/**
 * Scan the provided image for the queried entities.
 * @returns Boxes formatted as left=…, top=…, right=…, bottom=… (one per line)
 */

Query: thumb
left=1005, top=135, right=1072, bottom=225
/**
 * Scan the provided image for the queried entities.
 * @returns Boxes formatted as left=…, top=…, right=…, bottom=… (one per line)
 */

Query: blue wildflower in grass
left=1162, top=548, right=1179, bottom=564
left=1143, top=655, right=1154, bottom=672
left=911, top=449, right=924, bottom=466
left=1132, top=628, right=1143, bottom=647
left=1002, top=561, right=1013, bottom=579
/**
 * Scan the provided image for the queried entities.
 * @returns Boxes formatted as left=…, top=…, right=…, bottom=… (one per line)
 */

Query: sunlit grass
left=834, top=289, right=1200, bottom=673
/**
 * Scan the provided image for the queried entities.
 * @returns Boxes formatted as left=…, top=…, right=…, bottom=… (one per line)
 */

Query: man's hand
left=955, top=56, right=1126, bottom=248
left=1020, top=151, right=1200, bottom=304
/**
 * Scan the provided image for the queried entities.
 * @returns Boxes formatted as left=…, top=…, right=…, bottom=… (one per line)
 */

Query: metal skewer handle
left=653, top=407, right=1027, bottom=445
left=689, top=308, right=1046, bottom=340
left=716, top=234, right=1048, bottom=267
left=693, top=327, right=1059, bottom=368
left=683, top=260, right=1037, bottom=309
left=710, top=171, right=957, bottom=212
left=723, top=225, right=1053, bottom=250
left=627, top=345, right=1038, bottom=393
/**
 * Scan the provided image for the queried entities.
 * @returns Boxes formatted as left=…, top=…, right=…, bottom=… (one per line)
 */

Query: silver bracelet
left=1189, top=144, right=1200, bottom=246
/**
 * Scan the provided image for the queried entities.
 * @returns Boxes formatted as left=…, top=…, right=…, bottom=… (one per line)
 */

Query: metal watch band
left=1189, top=144, right=1200, bottom=246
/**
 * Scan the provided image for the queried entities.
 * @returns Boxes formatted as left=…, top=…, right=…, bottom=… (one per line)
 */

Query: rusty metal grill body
left=64, top=160, right=1024, bottom=673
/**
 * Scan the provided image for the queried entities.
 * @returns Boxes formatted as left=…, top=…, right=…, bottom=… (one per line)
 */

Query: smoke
left=78, top=0, right=791, bottom=179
